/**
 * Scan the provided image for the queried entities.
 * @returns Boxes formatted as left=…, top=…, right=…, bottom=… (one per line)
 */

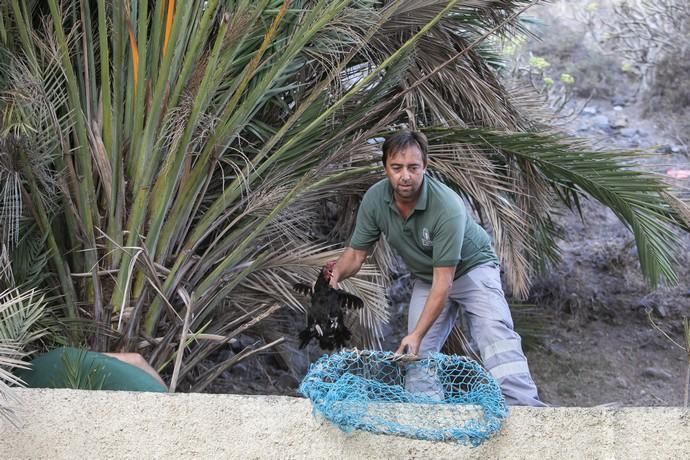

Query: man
left=329, top=129, right=545, bottom=406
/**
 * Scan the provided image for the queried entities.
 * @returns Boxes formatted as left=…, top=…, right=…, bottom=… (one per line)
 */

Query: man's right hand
left=395, top=332, right=423, bottom=356
left=327, top=260, right=340, bottom=288
left=328, top=247, right=368, bottom=288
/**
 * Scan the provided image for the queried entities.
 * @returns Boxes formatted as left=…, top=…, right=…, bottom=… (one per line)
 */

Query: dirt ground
left=527, top=195, right=690, bottom=406
left=519, top=0, right=690, bottom=407
left=205, top=0, right=690, bottom=407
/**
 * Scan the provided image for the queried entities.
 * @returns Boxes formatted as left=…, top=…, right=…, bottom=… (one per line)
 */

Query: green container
left=16, top=347, right=167, bottom=392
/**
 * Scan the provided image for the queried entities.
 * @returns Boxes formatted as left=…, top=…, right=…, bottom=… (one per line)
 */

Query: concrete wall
left=1, top=389, right=689, bottom=459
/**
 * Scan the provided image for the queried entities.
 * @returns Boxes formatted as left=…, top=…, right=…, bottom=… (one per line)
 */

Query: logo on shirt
left=421, top=228, right=433, bottom=247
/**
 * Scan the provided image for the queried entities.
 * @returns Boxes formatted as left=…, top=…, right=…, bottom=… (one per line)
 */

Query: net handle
left=345, top=348, right=424, bottom=363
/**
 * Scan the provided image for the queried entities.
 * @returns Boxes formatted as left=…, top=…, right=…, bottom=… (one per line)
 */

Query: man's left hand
left=396, top=332, right=423, bottom=356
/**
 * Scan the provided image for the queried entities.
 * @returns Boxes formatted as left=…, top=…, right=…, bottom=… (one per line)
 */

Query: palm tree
left=0, top=0, right=687, bottom=394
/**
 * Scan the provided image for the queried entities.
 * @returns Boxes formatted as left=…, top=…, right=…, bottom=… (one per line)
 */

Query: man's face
left=384, top=145, right=427, bottom=203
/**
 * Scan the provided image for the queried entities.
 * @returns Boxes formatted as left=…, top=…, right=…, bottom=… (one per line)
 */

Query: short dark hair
left=382, top=129, right=428, bottom=166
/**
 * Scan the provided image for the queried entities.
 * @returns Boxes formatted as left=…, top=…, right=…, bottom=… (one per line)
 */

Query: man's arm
left=396, top=265, right=455, bottom=355
left=329, top=247, right=368, bottom=288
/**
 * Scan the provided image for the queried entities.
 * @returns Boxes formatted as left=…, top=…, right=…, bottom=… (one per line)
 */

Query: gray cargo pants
left=405, top=262, right=545, bottom=407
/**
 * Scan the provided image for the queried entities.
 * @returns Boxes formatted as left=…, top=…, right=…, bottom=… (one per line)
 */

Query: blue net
left=299, top=349, right=507, bottom=446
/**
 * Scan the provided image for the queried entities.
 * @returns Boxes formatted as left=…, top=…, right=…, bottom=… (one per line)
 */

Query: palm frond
left=59, top=349, right=107, bottom=390
left=0, top=341, right=27, bottom=427
left=426, top=127, right=690, bottom=287
left=0, top=168, right=22, bottom=250
left=0, top=287, right=48, bottom=425
left=427, top=142, right=535, bottom=297
left=0, top=287, right=49, bottom=348
left=9, top=222, right=51, bottom=289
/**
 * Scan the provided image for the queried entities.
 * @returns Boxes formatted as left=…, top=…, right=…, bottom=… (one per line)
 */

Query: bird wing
left=334, top=289, right=364, bottom=311
left=292, top=282, right=314, bottom=297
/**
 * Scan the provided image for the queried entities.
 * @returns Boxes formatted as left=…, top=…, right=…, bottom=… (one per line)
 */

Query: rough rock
left=642, top=367, right=673, bottom=381
left=619, top=128, right=638, bottom=138
left=611, top=116, right=628, bottom=129
left=591, top=114, right=610, bottom=130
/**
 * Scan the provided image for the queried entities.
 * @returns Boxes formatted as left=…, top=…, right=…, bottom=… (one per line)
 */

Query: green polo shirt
left=350, top=176, right=498, bottom=283
left=15, top=347, right=167, bottom=392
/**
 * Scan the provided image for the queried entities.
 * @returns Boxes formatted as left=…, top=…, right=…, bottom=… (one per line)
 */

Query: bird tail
left=298, top=328, right=314, bottom=349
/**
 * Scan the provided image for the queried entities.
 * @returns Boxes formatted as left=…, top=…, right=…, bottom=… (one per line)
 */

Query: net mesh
left=299, top=349, right=507, bottom=446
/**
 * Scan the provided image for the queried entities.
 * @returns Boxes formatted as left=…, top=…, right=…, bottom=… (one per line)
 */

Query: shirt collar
left=415, top=176, right=429, bottom=211
left=383, top=175, right=429, bottom=211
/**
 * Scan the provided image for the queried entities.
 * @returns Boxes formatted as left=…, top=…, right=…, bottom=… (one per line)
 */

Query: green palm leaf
left=425, top=128, right=689, bottom=286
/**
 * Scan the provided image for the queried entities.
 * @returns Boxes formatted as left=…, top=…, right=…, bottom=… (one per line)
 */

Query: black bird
left=293, top=261, right=364, bottom=350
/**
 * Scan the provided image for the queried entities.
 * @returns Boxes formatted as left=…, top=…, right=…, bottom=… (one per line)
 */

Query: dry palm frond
left=427, top=142, right=534, bottom=298
left=0, top=287, right=48, bottom=425
left=373, top=0, right=536, bottom=128
left=0, top=288, right=49, bottom=349
left=0, top=168, right=21, bottom=251
left=3, top=39, right=73, bottom=209
left=0, top=245, right=13, bottom=287
left=0, top=341, right=27, bottom=426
